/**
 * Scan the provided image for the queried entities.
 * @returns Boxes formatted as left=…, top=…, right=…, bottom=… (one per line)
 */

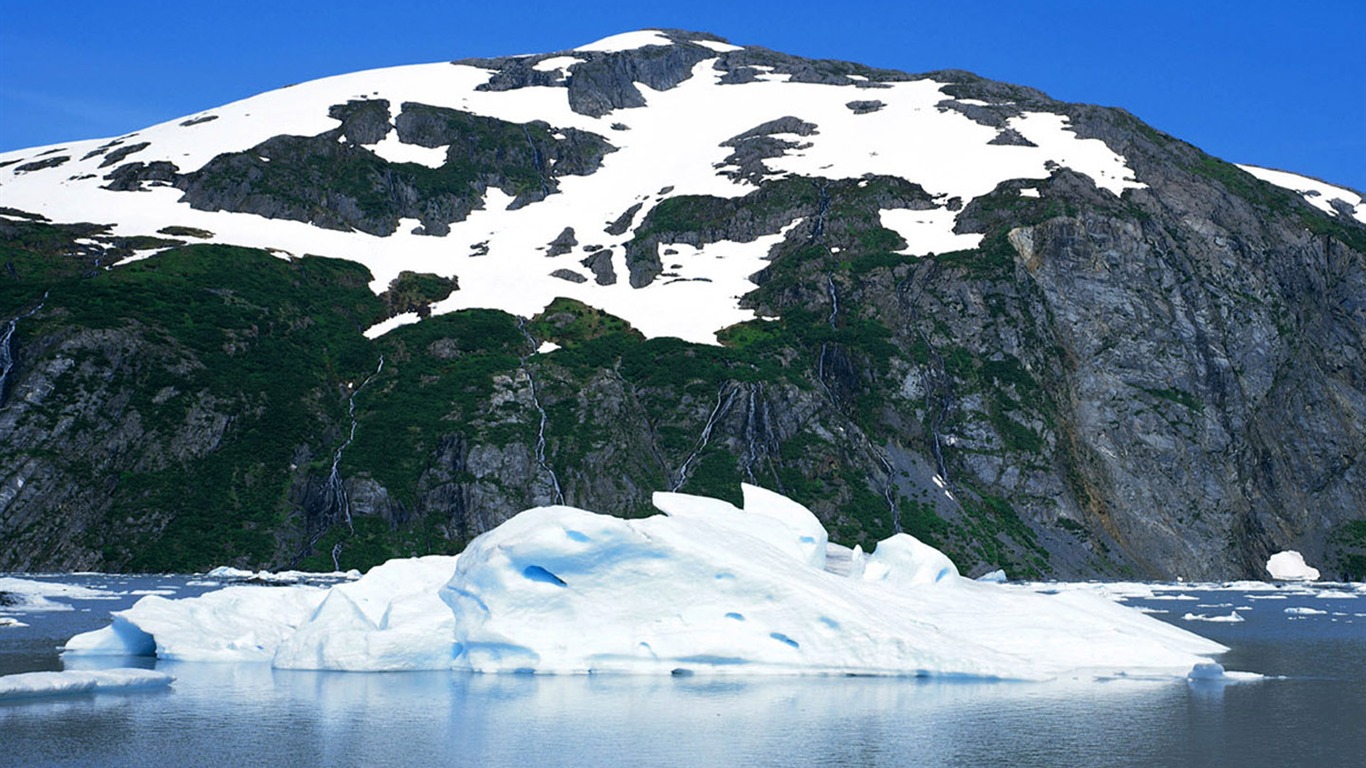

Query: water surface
left=2, top=574, right=1362, bottom=767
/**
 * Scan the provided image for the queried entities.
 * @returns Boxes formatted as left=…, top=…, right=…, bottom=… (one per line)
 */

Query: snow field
left=1237, top=165, right=1366, bottom=224
left=0, top=32, right=1145, bottom=345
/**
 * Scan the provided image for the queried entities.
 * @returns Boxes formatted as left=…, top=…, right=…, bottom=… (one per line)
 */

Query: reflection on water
left=1, top=575, right=1363, bottom=767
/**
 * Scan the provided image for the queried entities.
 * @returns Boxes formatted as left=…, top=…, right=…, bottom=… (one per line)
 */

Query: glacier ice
left=1265, top=550, right=1320, bottom=582
left=0, top=668, right=173, bottom=700
left=66, top=485, right=1231, bottom=680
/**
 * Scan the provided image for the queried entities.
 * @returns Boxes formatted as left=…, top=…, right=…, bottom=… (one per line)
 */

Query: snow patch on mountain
left=1, top=30, right=1148, bottom=344
left=1238, top=164, right=1366, bottom=224
left=574, top=30, right=674, bottom=53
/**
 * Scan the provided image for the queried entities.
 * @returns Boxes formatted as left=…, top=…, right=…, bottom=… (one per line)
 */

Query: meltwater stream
left=1, top=573, right=1363, bottom=768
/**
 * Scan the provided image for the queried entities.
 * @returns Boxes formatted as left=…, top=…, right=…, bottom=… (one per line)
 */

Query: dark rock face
left=579, top=249, right=616, bottom=285
left=15, top=156, right=69, bottom=173
left=719, top=117, right=820, bottom=184
left=174, top=102, right=616, bottom=236
left=545, top=227, right=578, bottom=257
left=103, top=161, right=180, bottom=191
left=846, top=100, right=885, bottom=114
left=551, top=268, right=587, bottom=283
left=98, top=142, right=151, bottom=169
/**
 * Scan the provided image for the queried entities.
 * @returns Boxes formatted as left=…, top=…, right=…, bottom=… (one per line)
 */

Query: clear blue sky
left=2, top=0, right=1363, bottom=190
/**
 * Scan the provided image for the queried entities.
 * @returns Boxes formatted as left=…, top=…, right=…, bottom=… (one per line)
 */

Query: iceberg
left=441, top=486, right=1225, bottom=678
left=1265, top=551, right=1320, bottom=581
left=0, top=668, right=173, bottom=700
left=67, top=485, right=1231, bottom=680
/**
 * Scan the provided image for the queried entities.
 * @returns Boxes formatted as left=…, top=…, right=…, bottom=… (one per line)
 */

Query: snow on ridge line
left=1237, top=164, right=1366, bottom=224
left=64, top=485, right=1233, bottom=680
left=574, top=30, right=674, bottom=53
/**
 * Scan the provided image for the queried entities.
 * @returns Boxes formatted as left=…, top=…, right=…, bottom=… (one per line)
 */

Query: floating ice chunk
left=0, top=669, right=174, bottom=700
left=0, top=617, right=29, bottom=628
left=1181, top=612, right=1244, bottom=623
left=1266, top=551, right=1320, bottom=582
left=203, top=566, right=255, bottom=579
left=861, top=533, right=959, bottom=587
left=1314, top=590, right=1357, bottom=599
left=0, top=576, right=116, bottom=611
left=976, top=569, right=1008, bottom=583
left=1185, top=661, right=1262, bottom=683
left=201, top=565, right=361, bottom=584
left=1284, top=606, right=1327, bottom=616
left=1187, top=661, right=1227, bottom=680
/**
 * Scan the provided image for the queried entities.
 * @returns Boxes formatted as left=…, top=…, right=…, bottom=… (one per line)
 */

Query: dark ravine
left=1, top=36, right=1364, bottom=580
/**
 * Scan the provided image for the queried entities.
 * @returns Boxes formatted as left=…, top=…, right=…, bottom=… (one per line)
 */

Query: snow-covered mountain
left=3, top=29, right=1357, bottom=344
left=1, top=30, right=1364, bottom=581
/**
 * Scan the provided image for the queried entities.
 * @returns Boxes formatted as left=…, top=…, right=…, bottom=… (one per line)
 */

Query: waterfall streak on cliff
left=518, top=320, right=564, bottom=505
left=324, top=356, right=385, bottom=535
left=0, top=293, right=47, bottom=407
left=672, top=383, right=736, bottom=491
left=826, top=275, right=839, bottom=329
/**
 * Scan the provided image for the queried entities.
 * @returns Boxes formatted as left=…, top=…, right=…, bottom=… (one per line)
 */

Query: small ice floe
left=202, top=566, right=362, bottom=586
left=0, top=617, right=29, bottom=628
left=1284, top=607, right=1327, bottom=616
left=0, top=669, right=173, bottom=700
left=1186, top=661, right=1262, bottom=683
left=1314, top=590, right=1358, bottom=600
left=975, top=569, right=1007, bottom=584
left=0, top=577, right=117, bottom=611
left=1181, top=611, right=1244, bottom=623
left=1265, top=551, right=1320, bottom=581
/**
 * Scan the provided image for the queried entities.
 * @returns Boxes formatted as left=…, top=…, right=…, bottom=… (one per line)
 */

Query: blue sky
left=2, top=0, right=1363, bottom=190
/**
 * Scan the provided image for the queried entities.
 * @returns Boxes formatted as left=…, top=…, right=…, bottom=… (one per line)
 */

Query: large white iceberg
left=66, top=485, right=1229, bottom=680
left=1265, top=550, right=1320, bottom=582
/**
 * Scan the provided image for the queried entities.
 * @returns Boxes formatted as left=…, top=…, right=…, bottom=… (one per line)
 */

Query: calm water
left=2, top=574, right=1363, bottom=768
